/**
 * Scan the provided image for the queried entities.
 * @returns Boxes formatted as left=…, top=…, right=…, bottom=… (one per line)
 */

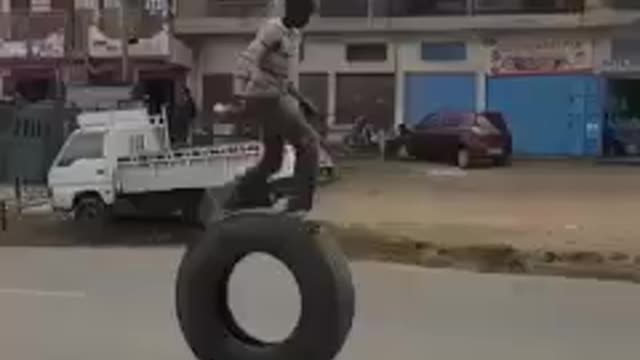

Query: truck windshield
left=56, top=132, right=106, bottom=167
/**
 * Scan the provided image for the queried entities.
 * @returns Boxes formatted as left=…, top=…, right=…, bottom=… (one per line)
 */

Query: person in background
left=181, top=86, right=197, bottom=145
left=171, top=86, right=197, bottom=146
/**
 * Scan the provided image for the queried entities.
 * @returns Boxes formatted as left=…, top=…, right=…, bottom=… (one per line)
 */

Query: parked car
left=404, top=111, right=512, bottom=168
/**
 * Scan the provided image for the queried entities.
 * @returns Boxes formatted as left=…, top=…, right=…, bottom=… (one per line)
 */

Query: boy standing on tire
left=225, top=0, right=320, bottom=215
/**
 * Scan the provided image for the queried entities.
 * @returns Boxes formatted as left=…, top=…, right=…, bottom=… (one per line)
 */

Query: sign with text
left=0, top=39, right=28, bottom=58
left=490, top=37, right=592, bottom=75
left=601, top=59, right=640, bottom=73
left=88, top=25, right=170, bottom=58
left=30, top=30, right=65, bottom=58
left=0, top=30, right=65, bottom=59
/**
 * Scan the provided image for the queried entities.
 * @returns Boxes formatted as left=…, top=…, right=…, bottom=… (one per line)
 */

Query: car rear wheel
left=456, top=147, right=471, bottom=169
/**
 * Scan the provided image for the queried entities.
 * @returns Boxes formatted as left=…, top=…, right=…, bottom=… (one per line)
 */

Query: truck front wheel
left=74, top=195, right=107, bottom=222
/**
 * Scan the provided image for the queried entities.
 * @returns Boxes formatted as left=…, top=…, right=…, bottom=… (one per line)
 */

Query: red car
left=405, top=111, right=512, bottom=168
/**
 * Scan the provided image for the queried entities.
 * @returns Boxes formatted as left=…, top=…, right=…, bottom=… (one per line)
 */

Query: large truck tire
left=175, top=213, right=355, bottom=360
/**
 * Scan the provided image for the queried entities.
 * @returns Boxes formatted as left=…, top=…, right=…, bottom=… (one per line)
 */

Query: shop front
left=486, top=35, right=602, bottom=157
left=601, top=35, right=640, bottom=159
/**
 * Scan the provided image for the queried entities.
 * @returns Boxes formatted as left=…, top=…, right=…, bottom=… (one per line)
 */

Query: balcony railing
left=471, top=0, right=584, bottom=15
left=209, top=0, right=271, bottom=17
left=96, top=8, right=167, bottom=40
left=177, top=0, right=585, bottom=18
left=605, top=0, right=640, bottom=9
left=0, top=8, right=174, bottom=59
left=0, top=11, right=67, bottom=59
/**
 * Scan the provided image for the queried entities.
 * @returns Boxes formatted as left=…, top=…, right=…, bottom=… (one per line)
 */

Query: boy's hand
left=284, top=81, right=318, bottom=116
left=299, top=98, right=319, bottom=117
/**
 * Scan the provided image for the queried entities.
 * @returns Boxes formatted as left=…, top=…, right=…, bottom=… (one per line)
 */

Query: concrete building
left=0, top=0, right=193, bottom=103
left=173, top=0, right=640, bottom=158
left=0, top=0, right=194, bottom=183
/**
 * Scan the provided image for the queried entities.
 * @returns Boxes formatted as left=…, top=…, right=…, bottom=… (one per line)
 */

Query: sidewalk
left=0, top=184, right=50, bottom=214
left=310, top=159, right=640, bottom=281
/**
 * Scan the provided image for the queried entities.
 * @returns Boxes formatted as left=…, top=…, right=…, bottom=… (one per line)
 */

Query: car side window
left=416, top=113, right=439, bottom=130
left=442, top=114, right=462, bottom=127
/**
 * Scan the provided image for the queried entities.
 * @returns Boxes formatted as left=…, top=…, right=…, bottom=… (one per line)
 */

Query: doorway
left=604, top=78, right=640, bottom=157
left=335, top=73, right=395, bottom=130
left=140, top=78, right=175, bottom=115
left=487, top=74, right=601, bottom=157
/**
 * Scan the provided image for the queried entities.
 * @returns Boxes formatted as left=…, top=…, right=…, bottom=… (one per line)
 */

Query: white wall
left=1, top=0, right=9, bottom=12
left=299, top=37, right=396, bottom=125
left=198, top=38, right=247, bottom=74
left=198, top=35, right=396, bottom=74
left=196, top=35, right=397, bottom=123
left=592, top=30, right=613, bottom=73
left=31, top=0, right=51, bottom=12
left=300, top=38, right=396, bottom=73
left=195, top=37, right=246, bottom=107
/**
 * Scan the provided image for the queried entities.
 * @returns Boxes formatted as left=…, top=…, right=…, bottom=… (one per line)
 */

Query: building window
left=10, top=0, right=30, bottom=11
left=373, top=0, right=469, bottom=16
left=319, top=0, right=368, bottom=17
left=208, top=0, right=270, bottom=17
left=346, top=43, right=388, bottom=62
left=612, top=37, right=640, bottom=63
left=610, top=0, right=640, bottom=9
left=421, top=42, right=467, bottom=61
left=472, top=0, right=583, bottom=14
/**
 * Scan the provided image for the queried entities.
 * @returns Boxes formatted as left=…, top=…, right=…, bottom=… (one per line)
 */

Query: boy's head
left=283, top=0, right=316, bottom=29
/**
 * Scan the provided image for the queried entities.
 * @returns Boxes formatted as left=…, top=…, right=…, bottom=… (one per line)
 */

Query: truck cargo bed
left=115, top=141, right=295, bottom=194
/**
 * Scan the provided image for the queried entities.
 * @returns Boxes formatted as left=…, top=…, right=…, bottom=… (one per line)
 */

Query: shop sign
left=88, top=25, right=169, bottom=58
left=0, top=31, right=64, bottom=58
left=490, top=37, right=592, bottom=75
left=30, top=30, right=65, bottom=58
left=601, top=59, right=640, bottom=72
left=0, top=39, right=28, bottom=58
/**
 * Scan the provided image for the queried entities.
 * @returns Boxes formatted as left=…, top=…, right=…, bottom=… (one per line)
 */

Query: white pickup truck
left=47, top=106, right=330, bottom=226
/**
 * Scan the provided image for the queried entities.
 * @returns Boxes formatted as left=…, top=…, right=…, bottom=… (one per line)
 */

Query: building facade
left=0, top=0, right=194, bottom=183
left=0, top=0, right=193, bottom=100
left=1, top=0, right=633, bottom=158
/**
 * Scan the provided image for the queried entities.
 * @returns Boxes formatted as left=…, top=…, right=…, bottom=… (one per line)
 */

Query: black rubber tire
left=74, top=195, right=108, bottom=224
left=176, top=213, right=355, bottom=360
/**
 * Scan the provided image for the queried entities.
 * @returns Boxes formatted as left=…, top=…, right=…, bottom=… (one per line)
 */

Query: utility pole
left=119, top=0, right=130, bottom=84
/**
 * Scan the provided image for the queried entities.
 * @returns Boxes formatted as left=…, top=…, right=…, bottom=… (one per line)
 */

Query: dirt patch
left=0, top=212, right=195, bottom=247
left=319, top=222, right=640, bottom=284
left=2, top=214, right=640, bottom=284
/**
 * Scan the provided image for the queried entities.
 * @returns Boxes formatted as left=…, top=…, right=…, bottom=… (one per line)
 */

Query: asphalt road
left=0, top=247, right=639, bottom=360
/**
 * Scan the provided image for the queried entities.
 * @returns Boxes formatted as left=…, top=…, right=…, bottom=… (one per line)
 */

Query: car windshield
left=475, top=114, right=502, bottom=134
left=55, top=131, right=105, bottom=167
left=416, top=113, right=438, bottom=128
left=481, top=112, right=508, bottom=132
